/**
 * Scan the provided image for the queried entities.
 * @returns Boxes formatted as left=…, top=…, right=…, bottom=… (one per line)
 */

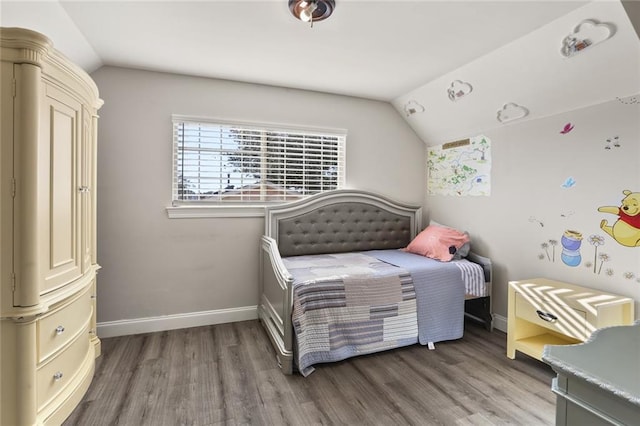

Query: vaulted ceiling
left=1, top=1, right=590, bottom=101
left=3, top=1, right=639, bottom=145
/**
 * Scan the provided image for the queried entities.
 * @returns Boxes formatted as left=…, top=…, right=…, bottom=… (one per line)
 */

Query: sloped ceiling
left=622, top=0, right=640, bottom=37
left=1, top=1, right=638, bottom=146
left=1, top=0, right=587, bottom=101
left=392, top=1, right=640, bottom=145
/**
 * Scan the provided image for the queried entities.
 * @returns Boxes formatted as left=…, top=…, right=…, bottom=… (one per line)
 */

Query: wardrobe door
left=0, top=61, right=14, bottom=310
left=39, top=83, right=83, bottom=294
left=80, top=106, right=93, bottom=274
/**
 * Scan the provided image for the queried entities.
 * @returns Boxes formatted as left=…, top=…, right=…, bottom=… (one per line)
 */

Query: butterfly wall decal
left=561, top=177, right=576, bottom=188
left=560, top=123, right=574, bottom=134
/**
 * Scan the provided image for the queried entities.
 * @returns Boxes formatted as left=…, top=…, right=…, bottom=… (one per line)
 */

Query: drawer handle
left=53, top=371, right=63, bottom=381
left=55, top=325, right=65, bottom=335
left=536, top=310, right=558, bottom=323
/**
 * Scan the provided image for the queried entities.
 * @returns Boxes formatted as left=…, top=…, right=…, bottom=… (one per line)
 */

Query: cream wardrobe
left=1, top=28, right=102, bottom=425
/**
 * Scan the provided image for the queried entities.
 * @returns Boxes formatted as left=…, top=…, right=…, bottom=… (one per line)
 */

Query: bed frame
left=259, top=189, right=492, bottom=374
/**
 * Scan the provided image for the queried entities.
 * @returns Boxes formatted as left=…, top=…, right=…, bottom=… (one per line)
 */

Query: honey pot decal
left=561, top=230, right=583, bottom=267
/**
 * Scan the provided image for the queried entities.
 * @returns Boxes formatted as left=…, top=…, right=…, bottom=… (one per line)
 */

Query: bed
left=259, top=190, right=492, bottom=375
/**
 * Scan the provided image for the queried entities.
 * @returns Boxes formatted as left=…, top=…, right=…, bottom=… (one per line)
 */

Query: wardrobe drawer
left=37, top=287, right=92, bottom=363
left=37, top=324, right=91, bottom=410
left=515, top=291, right=587, bottom=341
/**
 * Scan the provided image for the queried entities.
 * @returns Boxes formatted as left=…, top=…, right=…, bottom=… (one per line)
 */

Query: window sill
left=166, top=205, right=266, bottom=219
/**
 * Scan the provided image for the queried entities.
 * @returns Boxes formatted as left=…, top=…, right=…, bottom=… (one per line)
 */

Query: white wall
left=91, top=66, right=425, bottom=332
left=391, top=0, right=640, bottom=326
left=425, top=96, right=640, bottom=322
left=91, top=0, right=640, bottom=335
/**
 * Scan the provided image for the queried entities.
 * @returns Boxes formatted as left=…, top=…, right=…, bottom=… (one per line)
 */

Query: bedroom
left=1, top=1, right=639, bottom=424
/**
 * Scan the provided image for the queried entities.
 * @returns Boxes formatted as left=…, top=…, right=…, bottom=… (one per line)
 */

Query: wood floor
left=64, top=319, right=557, bottom=426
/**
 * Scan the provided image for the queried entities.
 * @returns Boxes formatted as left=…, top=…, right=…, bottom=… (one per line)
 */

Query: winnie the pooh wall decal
left=598, top=190, right=640, bottom=247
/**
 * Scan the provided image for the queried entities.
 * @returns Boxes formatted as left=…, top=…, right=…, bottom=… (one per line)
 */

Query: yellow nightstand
left=507, top=278, right=634, bottom=361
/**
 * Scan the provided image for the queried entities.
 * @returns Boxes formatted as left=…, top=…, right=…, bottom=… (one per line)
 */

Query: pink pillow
left=405, top=225, right=470, bottom=261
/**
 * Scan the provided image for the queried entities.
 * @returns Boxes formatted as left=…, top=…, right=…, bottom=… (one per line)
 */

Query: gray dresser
left=543, top=322, right=640, bottom=425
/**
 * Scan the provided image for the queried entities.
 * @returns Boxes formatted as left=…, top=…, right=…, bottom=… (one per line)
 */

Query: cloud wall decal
left=561, top=19, right=615, bottom=57
left=447, top=80, right=473, bottom=101
left=403, top=100, right=425, bottom=117
left=497, top=103, right=529, bottom=123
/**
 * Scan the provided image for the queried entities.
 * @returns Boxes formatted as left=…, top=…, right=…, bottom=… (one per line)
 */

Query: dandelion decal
left=539, top=239, right=558, bottom=262
left=587, top=234, right=605, bottom=273
left=604, top=136, right=621, bottom=150
left=560, top=210, right=575, bottom=219
left=606, top=268, right=614, bottom=277
left=584, top=261, right=593, bottom=269
left=616, top=96, right=639, bottom=105
left=529, top=216, right=544, bottom=227
left=588, top=234, right=605, bottom=245
left=623, top=272, right=635, bottom=280
left=541, top=242, right=551, bottom=261
left=597, top=253, right=610, bottom=275
left=548, top=239, right=558, bottom=262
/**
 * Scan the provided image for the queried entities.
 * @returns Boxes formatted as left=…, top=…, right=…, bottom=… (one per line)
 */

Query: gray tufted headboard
left=265, top=190, right=422, bottom=257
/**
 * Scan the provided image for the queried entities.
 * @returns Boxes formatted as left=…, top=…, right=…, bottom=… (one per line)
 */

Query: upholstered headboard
left=265, top=190, right=422, bottom=257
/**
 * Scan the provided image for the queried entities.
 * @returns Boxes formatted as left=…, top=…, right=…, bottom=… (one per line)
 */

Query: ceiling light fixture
left=289, top=0, right=335, bottom=27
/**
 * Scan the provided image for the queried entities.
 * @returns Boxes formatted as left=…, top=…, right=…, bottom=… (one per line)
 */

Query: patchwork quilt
left=284, top=250, right=482, bottom=376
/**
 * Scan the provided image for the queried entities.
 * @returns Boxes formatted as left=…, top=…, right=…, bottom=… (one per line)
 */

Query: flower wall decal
left=447, top=80, right=473, bottom=102
left=560, top=19, right=615, bottom=57
left=497, top=103, right=529, bottom=123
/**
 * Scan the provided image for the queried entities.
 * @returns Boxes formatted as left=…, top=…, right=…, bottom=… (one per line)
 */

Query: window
left=172, top=116, right=346, bottom=206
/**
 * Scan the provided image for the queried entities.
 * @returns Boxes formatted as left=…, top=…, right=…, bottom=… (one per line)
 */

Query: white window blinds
left=172, top=117, right=346, bottom=204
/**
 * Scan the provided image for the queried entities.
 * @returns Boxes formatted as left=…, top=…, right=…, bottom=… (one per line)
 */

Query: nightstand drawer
left=515, top=291, right=587, bottom=341
left=37, top=324, right=91, bottom=410
left=507, top=278, right=633, bottom=361
left=37, top=287, right=92, bottom=363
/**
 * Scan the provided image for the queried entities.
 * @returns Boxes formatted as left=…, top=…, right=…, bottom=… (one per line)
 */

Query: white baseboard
left=97, top=305, right=258, bottom=339
left=492, top=313, right=507, bottom=333
left=97, top=306, right=507, bottom=338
